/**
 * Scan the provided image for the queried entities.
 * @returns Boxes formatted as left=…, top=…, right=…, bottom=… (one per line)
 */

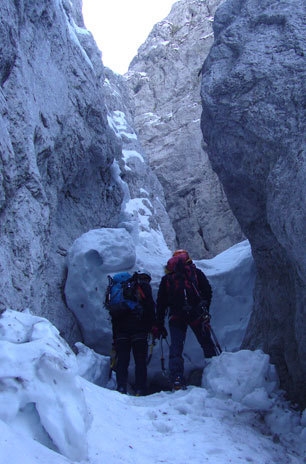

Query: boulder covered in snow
left=197, top=240, right=255, bottom=352
left=203, top=350, right=279, bottom=410
left=65, top=227, right=136, bottom=354
left=0, top=309, right=91, bottom=461
left=75, top=342, right=115, bottom=388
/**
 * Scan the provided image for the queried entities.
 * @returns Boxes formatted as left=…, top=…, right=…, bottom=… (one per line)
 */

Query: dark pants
left=169, top=316, right=217, bottom=382
left=115, top=333, right=148, bottom=394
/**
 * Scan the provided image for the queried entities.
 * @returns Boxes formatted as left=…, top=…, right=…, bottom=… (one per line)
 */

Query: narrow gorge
left=0, top=0, right=305, bottom=407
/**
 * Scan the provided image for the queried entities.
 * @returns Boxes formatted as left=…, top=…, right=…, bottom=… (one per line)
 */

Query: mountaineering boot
left=172, top=376, right=187, bottom=391
left=117, top=385, right=127, bottom=394
left=134, top=389, right=146, bottom=397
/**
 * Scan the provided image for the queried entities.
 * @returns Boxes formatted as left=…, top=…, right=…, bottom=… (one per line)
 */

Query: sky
left=82, top=0, right=176, bottom=74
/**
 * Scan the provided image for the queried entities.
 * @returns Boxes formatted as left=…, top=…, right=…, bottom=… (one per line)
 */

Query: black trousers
left=169, top=316, right=217, bottom=382
left=115, top=333, right=148, bottom=393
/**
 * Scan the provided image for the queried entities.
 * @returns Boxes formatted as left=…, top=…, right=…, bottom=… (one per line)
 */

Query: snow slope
left=0, top=238, right=305, bottom=463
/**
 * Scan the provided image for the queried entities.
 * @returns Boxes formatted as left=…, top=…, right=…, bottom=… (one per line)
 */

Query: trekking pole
left=147, top=336, right=156, bottom=365
left=160, top=338, right=166, bottom=374
left=207, top=323, right=222, bottom=355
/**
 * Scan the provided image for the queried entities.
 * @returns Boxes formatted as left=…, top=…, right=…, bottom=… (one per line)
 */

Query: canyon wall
left=201, top=0, right=306, bottom=406
left=127, top=0, right=244, bottom=259
left=0, top=0, right=173, bottom=343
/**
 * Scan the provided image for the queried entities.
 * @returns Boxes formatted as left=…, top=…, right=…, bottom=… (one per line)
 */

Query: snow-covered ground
left=0, top=308, right=305, bottom=464
left=0, top=236, right=305, bottom=464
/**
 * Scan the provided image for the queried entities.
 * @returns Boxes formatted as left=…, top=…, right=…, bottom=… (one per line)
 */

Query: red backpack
left=165, top=255, right=201, bottom=309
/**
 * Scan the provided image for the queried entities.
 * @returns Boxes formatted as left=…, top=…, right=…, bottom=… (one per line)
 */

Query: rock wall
left=127, top=0, right=244, bottom=259
left=0, top=0, right=121, bottom=341
left=0, top=0, right=173, bottom=344
left=103, top=67, right=176, bottom=249
left=200, top=0, right=306, bottom=407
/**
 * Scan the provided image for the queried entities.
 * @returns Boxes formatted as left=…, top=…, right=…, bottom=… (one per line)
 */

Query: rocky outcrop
left=200, top=0, right=306, bottom=407
left=127, top=0, right=244, bottom=259
left=0, top=0, right=173, bottom=344
left=103, top=68, right=176, bottom=249
left=1, top=0, right=116, bottom=342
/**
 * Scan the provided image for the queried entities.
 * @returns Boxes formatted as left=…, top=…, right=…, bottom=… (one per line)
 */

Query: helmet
left=172, top=249, right=190, bottom=261
left=135, top=268, right=152, bottom=281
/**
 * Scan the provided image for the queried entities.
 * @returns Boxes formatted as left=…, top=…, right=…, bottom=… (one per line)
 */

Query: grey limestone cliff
left=0, top=0, right=173, bottom=343
left=127, top=0, right=244, bottom=259
left=201, top=0, right=306, bottom=407
left=103, top=67, right=176, bottom=248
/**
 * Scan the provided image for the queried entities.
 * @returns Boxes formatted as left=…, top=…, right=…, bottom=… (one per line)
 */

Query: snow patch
left=122, top=149, right=144, bottom=163
left=0, top=309, right=90, bottom=461
left=107, top=110, right=137, bottom=140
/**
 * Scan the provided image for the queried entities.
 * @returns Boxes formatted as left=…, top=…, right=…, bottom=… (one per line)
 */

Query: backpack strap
left=137, top=284, right=146, bottom=301
left=104, top=275, right=113, bottom=307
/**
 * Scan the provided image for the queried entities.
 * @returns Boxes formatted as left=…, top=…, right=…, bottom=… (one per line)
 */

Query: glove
left=151, top=326, right=168, bottom=340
